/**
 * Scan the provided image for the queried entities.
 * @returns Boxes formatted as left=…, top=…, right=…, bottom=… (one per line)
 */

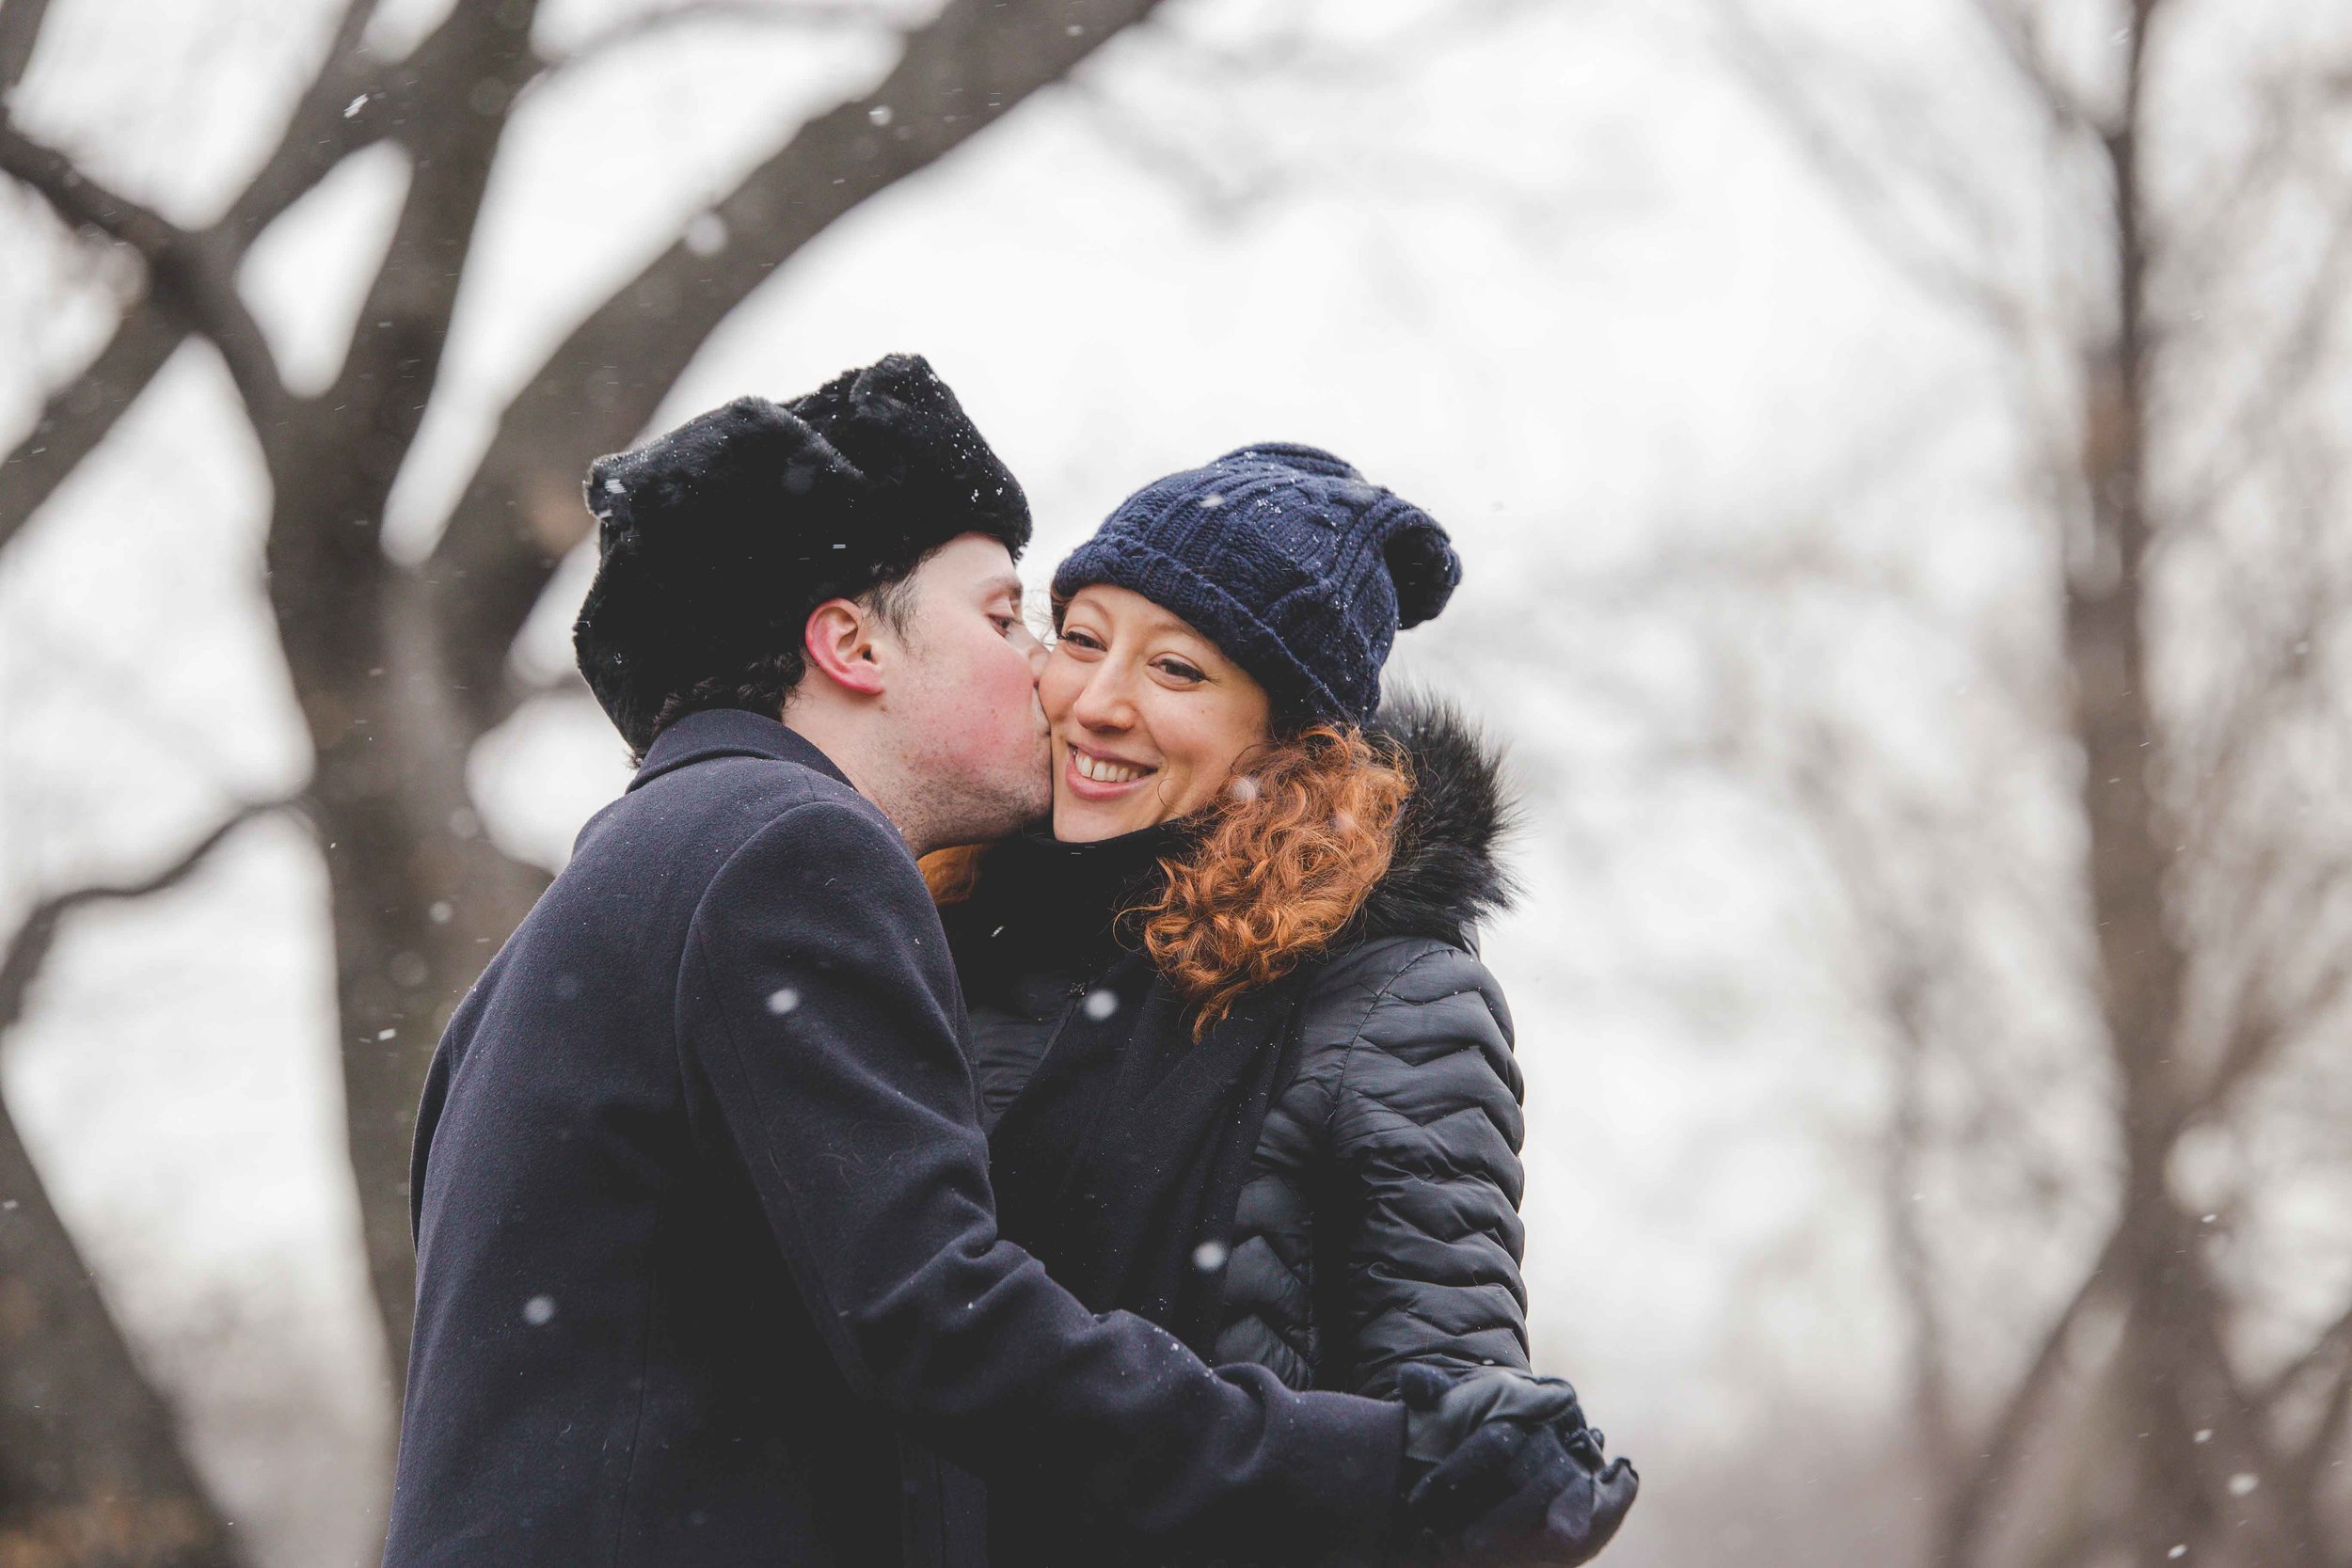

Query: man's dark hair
left=629, top=555, right=933, bottom=768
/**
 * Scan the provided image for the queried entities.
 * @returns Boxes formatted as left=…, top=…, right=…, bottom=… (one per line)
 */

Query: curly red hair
left=923, top=725, right=1413, bottom=1037
left=1139, top=724, right=1413, bottom=1033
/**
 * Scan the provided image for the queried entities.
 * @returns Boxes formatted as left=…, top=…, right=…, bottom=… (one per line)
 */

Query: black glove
left=1400, top=1365, right=1586, bottom=1468
left=1398, top=1366, right=1639, bottom=1566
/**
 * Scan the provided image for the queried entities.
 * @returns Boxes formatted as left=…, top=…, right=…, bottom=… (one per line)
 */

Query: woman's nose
left=1071, top=665, right=1134, bottom=730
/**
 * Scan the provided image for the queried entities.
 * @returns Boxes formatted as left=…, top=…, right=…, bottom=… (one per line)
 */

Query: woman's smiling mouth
left=1064, top=742, right=1157, bottom=799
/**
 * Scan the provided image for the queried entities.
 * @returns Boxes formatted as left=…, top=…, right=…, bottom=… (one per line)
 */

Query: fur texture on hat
left=573, top=354, right=1029, bottom=752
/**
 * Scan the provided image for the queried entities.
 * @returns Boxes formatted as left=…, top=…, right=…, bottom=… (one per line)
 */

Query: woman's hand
left=1397, top=1365, right=1639, bottom=1565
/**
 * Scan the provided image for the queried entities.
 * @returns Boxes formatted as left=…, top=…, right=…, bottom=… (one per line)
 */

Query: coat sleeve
left=1322, top=941, right=1533, bottom=1399
left=675, top=798, right=1406, bottom=1553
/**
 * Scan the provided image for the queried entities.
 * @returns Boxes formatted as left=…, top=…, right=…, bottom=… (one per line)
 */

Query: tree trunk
left=1, top=0, right=1171, bottom=1517
left=269, top=523, right=550, bottom=1386
left=0, top=1101, right=240, bottom=1568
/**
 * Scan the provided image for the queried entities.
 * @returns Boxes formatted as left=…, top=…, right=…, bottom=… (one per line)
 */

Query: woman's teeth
left=1075, top=752, right=1149, bottom=784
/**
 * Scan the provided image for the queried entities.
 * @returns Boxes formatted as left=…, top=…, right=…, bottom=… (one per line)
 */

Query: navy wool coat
left=383, top=710, right=1405, bottom=1567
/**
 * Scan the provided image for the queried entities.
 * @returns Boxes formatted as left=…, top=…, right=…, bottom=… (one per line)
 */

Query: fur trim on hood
left=1358, top=691, right=1518, bottom=947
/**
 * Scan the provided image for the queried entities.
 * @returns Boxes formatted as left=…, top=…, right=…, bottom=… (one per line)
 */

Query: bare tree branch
left=0, top=0, right=56, bottom=93
left=1937, top=1227, right=2128, bottom=1568
left=2158, top=64, right=2305, bottom=316
left=0, top=0, right=1181, bottom=1496
left=2193, top=874, right=2352, bottom=1115
left=1147, top=0, right=1559, bottom=90
left=1963, top=0, right=2103, bottom=131
left=1688, top=0, right=2347, bottom=1558
left=0, top=797, right=301, bottom=1037
left=2262, top=1297, right=2352, bottom=1411
left=0, top=784, right=279, bottom=1566
left=0, top=303, right=179, bottom=556
left=0, top=0, right=387, bottom=555
left=2175, top=561, right=2350, bottom=846
left=543, top=0, right=891, bottom=76
left=217, top=0, right=387, bottom=232
left=315, top=1, right=539, bottom=470
left=2168, top=194, right=2352, bottom=537
left=0, top=117, right=289, bottom=428
left=421, top=0, right=1172, bottom=735
left=0, top=1096, right=242, bottom=1567
left=2268, top=1295, right=2352, bottom=1509
left=1703, top=0, right=2025, bottom=335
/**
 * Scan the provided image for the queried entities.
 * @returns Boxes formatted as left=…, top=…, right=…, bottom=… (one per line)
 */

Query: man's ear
left=803, top=598, right=888, bottom=697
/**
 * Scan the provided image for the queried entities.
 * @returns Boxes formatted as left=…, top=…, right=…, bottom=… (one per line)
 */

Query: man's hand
left=1398, top=1366, right=1639, bottom=1566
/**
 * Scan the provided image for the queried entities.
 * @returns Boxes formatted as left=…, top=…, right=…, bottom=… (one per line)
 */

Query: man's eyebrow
left=981, top=573, right=1025, bottom=604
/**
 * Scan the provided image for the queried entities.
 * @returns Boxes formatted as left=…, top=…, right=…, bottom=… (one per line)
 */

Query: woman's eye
left=1156, top=658, right=1206, bottom=683
left=1060, top=628, right=1104, bottom=652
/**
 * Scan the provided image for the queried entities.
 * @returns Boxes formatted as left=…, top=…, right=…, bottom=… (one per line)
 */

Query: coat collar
left=627, top=708, right=856, bottom=793
left=943, top=819, right=1199, bottom=989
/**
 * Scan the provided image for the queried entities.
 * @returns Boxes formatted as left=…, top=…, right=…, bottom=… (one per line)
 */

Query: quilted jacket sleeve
left=1316, top=937, right=1532, bottom=1398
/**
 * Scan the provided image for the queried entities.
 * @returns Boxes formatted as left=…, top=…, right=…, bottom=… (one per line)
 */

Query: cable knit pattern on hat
left=1051, top=443, right=1461, bottom=724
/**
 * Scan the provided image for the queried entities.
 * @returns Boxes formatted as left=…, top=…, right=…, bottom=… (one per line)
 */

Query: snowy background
left=5, top=1, right=2349, bottom=1564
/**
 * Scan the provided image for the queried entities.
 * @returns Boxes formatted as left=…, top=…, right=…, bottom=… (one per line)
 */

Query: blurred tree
left=1683, top=1, right=2352, bottom=1564
left=0, top=0, right=1164, bottom=1557
left=0, top=805, right=289, bottom=1568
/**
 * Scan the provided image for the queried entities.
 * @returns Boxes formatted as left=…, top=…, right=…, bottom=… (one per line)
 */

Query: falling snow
left=1192, top=1240, right=1228, bottom=1272
left=767, top=988, right=801, bottom=1015
left=1083, top=989, right=1119, bottom=1021
left=522, top=1294, right=556, bottom=1326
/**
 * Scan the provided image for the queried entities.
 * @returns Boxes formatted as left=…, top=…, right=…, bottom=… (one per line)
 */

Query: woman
left=931, top=444, right=1626, bottom=1564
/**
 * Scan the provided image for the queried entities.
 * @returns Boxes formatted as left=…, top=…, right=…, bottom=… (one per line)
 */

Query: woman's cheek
left=1037, top=654, right=1080, bottom=725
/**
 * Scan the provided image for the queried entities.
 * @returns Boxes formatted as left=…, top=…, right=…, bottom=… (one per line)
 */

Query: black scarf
left=957, top=826, right=1311, bottom=1355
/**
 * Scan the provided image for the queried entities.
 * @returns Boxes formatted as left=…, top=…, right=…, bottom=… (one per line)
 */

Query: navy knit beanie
left=1051, top=443, right=1460, bottom=726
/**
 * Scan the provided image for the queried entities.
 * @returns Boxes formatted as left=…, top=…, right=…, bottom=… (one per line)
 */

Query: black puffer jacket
left=947, top=697, right=1529, bottom=1398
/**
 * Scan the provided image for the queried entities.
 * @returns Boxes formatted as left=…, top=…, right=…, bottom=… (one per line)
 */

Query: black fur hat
left=572, top=354, right=1031, bottom=752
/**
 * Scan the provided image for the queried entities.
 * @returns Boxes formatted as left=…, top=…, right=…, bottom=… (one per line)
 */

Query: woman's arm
left=1318, top=938, right=1533, bottom=1398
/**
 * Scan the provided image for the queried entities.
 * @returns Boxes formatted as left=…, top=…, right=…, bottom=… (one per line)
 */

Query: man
left=385, top=355, right=1617, bottom=1566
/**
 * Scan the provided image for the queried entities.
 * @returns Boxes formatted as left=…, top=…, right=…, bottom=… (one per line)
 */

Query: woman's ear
left=802, top=599, right=888, bottom=697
